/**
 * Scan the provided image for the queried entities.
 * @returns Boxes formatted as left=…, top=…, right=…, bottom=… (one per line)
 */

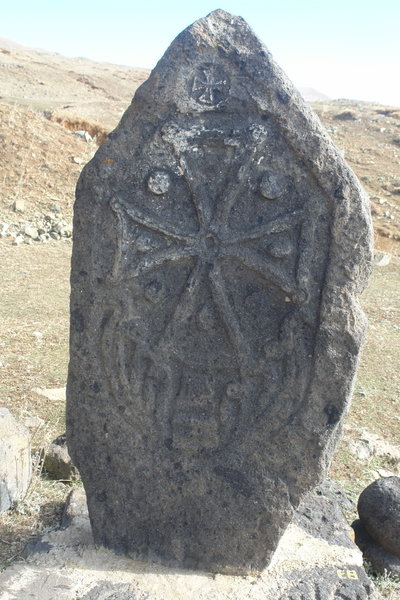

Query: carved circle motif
left=191, top=64, right=230, bottom=106
left=147, top=170, right=171, bottom=195
left=144, top=280, right=163, bottom=303
left=260, top=171, right=290, bottom=200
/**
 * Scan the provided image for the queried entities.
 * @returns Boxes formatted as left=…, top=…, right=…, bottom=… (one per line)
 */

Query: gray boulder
left=358, top=476, right=400, bottom=557
left=0, top=408, right=31, bottom=512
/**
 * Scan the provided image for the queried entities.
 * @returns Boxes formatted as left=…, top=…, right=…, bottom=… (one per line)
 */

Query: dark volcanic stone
left=280, top=567, right=375, bottom=599
left=358, top=476, right=400, bottom=557
left=43, top=433, right=80, bottom=481
left=353, top=518, right=400, bottom=580
left=67, top=9, right=372, bottom=574
left=294, top=492, right=355, bottom=549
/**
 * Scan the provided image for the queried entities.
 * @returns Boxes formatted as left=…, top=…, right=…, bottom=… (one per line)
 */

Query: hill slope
left=0, top=38, right=399, bottom=252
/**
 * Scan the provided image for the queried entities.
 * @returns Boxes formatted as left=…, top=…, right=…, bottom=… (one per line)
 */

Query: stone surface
left=358, top=477, right=400, bottom=558
left=32, top=386, right=66, bottom=401
left=315, top=478, right=356, bottom=514
left=373, top=251, right=391, bottom=267
left=348, top=430, right=400, bottom=463
left=67, top=9, right=372, bottom=574
left=0, top=488, right=378, bottom=599
left=43, top=433, right=80, bottom=480
left=353, top=518, right=400, bottom=580
left=0, top=408, right=31, bottom=512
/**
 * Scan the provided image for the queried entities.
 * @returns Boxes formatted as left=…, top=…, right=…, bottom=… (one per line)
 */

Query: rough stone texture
left=353, top=518, right=400, bottom=580
left=43, top=433, right=80, bottom=481
left=315, top=478, right=356, bottom=514
left=0, top=407, right=31, bottom=512
left=358, top=477, right=400, bottom=557
left=0, top=488, right=378, bottom=599
left=293, top=493, right=356, bottom=549
left=67, top=9, right=372, bottom=574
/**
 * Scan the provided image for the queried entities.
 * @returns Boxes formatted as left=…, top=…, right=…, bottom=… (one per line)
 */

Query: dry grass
left=0, top=239, right=72, bottom=570
left=48, top=115, right=108, bottom=144
left=0, top=243, right=398, bottom=598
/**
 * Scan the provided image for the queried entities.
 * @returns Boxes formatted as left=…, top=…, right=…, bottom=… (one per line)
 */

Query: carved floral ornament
left=109, top=121, right=307, bottom=368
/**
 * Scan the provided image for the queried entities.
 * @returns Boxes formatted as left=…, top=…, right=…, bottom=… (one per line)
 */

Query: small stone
left=12, top=234, right=24, bottom=245
left=373, top=251, right=391, bottom=266
left=51, top=221, right=63, bottom=234
left=24, top=225, right=39, bottom=239
left=62, top=224, right=73, bottom=237
left=0, top=408, right=31, bottom=512
left=348, top=438, right=374, bottom=461
left=74, top=130, right=93, bottom=143
left=43, top=433, right=80, bottom=481
left=23, top=415, right=45, bottom=430
left=358, top=476, right=400, bottom=557
left=72, top=156, right=84, bottom=164
left=334, top=111, right=357, bottom=121
left=13, top=199, right=25, bottom=212
left=50, top=231, right=60, bottom=240
left=49, top=203, right=62, bottom=213
left=32, top=387, right=66, bottom=402
left=0, top=223, right=9, bottom=237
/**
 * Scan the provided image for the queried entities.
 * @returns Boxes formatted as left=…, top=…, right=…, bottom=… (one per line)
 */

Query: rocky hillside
left=0, top=38, right=399, bottom=253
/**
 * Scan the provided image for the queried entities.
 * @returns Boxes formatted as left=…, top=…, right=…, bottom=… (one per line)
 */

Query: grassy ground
left=0, top=238, right=399, bottom=596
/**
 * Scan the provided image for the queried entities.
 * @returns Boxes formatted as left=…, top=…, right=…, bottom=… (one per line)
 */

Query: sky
left=1, top=0, right=399, bottom=106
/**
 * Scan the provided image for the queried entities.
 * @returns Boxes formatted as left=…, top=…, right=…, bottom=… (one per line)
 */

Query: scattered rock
left=72, top=156, right=84, bottom=164
left=373, top=251, right=392, bottom=266
left=348, top=430, right=400, bottom=463
left=43, top=433, right=80, bottom=481
left=74, top=130, right=93, bottom=143
left=334, top=110, right=358, bottom=121
left=358, top=477, right=400, bottom=557
left=23, top=225, right=39, bottom=239
left=0, top=408, right=31, bottom=512
left=349, top=438, right=375, bottom=461
left=0, top=223, right=9, bottom=237
left=32, top=387, right=66, bottom=401
left=12, top=234, right=24, bottom=245
left=23, top=415, right=45, bottom=430
left=13, top=198, right=25, bottom=212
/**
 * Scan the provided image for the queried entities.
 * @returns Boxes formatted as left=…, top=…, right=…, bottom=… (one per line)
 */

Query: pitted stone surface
left=67, top=10, right=372, bottom=574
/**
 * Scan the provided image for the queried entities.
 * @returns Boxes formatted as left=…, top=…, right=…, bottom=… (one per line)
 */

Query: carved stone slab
left=67, top=10, right=372, bottom=574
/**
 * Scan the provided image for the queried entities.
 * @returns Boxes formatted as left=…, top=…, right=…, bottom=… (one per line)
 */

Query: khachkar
left=67, top=10, right=372, bottom=574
